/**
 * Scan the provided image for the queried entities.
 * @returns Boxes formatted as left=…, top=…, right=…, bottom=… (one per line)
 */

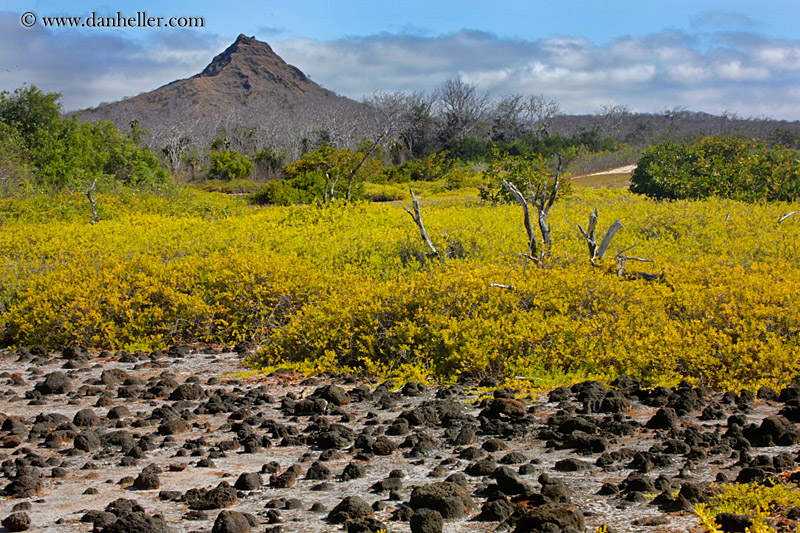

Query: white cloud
left=2, top=10, right=800, bottom=120
left=716, top=60, right=770, bottom=81
left=667, top=63, right=713, bottom=83
left=270, top=29, right=800, bottom=118
left=757, top=47, right=800, bottom=71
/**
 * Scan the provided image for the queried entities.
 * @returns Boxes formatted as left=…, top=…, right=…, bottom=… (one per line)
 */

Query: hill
left=76, top=35, right=363, bottom=161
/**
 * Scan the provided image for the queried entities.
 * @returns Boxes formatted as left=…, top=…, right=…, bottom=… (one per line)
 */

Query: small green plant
left=0, top=85, right=168, bottom=193
left=695, top=481, right=800, bottom=533
left=208, top=150, right=253, bottom=181
left=385, top=152, right=454, bottom=183
left=480, top=148, right=569, bottom=204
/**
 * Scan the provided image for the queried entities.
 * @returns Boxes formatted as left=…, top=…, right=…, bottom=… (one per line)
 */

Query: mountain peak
left=77, top=34, right=354, bottom=148
left=197, top=34, right=282, bottom=78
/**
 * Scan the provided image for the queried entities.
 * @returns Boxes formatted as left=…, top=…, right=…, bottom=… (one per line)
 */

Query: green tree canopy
left=630, top=136, right=800, bottom=202
left=0, top=85, right=168, bottom=193
left=208, top=150, right=253, bottom=181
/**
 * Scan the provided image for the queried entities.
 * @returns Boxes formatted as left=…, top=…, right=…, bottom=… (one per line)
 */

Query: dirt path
left=570, top=164, right=637, bottom=179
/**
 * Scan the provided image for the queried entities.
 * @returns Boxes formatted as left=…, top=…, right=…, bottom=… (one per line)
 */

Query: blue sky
left=2, top=0, right=800, bottom=119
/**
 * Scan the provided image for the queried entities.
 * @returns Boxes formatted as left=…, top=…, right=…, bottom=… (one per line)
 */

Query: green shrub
left=251, top=179, right=317, bottom=206
left=480, top=149, right=570, bottom=204
left=0, top=85, right=168, bottom=193
left=630, top=136, right=800, bottom=202
left=385, top=152, right=454, bottom=183
left=255, top=145, right=372, bottom=205
left=208, top=150, right=253, bottom=181
left=363, top=182, right=407, bottom=202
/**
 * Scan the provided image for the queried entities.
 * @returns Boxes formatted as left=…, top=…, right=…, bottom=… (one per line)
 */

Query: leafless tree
left=525, top=95, right=561, bottom=138
left=501, top=171, right=561, bottom=265
left=404, top=188, right=438, bottom=257
left=598, top=103, right=631, bottom=139
left=436, top=78, right=490, bottom=139
left=492, top=94, right=526, bottom=141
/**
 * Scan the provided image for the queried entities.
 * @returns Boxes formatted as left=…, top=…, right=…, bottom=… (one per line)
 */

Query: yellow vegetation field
left=1, top=185, right=799, bottom=390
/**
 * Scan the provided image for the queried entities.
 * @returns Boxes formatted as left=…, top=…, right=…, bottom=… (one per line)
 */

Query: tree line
left=3, top=80, right=800, bottom=198
left=74, top=77, right=800, bottom=183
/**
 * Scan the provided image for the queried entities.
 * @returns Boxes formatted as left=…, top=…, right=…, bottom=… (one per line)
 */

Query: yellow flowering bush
left=0, top=186, right=799, bottom=390
left=695, top=482, right=800, bottom=533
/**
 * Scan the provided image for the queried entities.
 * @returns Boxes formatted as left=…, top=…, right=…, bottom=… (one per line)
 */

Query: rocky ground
left=1, top=346, right=800, bottom=533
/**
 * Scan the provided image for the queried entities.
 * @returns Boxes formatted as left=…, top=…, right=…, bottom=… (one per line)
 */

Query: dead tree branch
left=404, top=188, right=438, bottom=257
left=501, top=179, right=538, bottom=263
left=532, top=155, right=561, bottom=252
left=578, top=207, right=622, bottom=265
left=86, top=178, right=99, bottom=224
left=778, top=211, right=799, bottom=224
left=502, top=161, right=561, bottom=265
left=612, top=241, right=664, bottom=282
left=489, top=283, right=515, bottom=290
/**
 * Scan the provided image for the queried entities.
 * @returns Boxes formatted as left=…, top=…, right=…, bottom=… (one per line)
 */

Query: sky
left=1, top=0, right=800, bottom=120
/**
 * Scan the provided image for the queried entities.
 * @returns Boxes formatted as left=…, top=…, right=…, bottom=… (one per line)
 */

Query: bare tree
left=525, top=95, right=561, bottom=138
left=577, top=208, right=623, bottom=265
left=597, top=103, right=631, bottom=139
left=436, top=78, right=490, bottom=139
left=501, top=170, right=561, bottom=265
left=492, top=94, right=526, bottom=142
left=399, top=91, right=437, bottom=160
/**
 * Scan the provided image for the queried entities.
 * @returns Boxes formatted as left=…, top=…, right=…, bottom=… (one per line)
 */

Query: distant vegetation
left=2, top=83, right=800, bottom=207
left=0, top=86, right=167, bottom=195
